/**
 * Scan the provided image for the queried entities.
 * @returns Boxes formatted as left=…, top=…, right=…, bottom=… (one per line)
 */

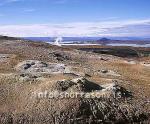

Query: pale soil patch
left=140, top=61, right=150, bottom=67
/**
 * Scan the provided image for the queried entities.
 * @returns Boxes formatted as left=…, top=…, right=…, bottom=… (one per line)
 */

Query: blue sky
left=0, top=0, right=150, bottom=37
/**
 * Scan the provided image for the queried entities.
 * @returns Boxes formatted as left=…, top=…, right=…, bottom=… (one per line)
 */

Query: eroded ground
left=0, top=38, right=150, bottom=123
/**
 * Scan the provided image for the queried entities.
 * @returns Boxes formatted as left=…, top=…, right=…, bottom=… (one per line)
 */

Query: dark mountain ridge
left=95, top=37, right=150, bottom=45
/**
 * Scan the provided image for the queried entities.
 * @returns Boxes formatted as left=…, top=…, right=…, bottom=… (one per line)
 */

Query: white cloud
left=0, top=0, right=23, bottom=6
left=0, top=19, right=150, bottom=37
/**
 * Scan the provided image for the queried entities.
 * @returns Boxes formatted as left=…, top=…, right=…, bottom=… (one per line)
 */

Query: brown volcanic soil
left=0, top=38, right=150, bottom=124
left=66, top=45, right=150, bottom=58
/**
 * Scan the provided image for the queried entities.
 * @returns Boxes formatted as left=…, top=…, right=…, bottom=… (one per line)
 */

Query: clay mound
left=0, top=99, right=149, bottom=124
left=53, top=77, right=102, bottom=92
left=52, top=77, right=131, bottom=98
left=15, top=60, right=68, bottom=74
left=0, top=77, right=149, bottom=123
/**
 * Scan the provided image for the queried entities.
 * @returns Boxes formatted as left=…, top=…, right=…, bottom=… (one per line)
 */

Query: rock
left=102, top=83, right=132, bottom=98
left=100, top=57, right=108, bottom=61
left=84, top=73, right=91, bottom=77
left=50, top=51, right=71, bottom=61
left=124, top=60, right=136, bottom=64
left=100, top=69, right=108, bottom=73
left=71, top=77, right=103, bottom=92
left=19, top=73, right=39, bottom=82
left=140, top=62, right=150, bottom=67
left=0, top=113, right=13, bottom=124
left=0, top=54, right=10, bottom=62
left=53, top=80, right=76, bottom=91
left=98, top=69, right=121, bottom=77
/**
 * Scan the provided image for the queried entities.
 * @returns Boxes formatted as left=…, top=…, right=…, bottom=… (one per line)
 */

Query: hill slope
left=0, top=37, right=150, bottom=123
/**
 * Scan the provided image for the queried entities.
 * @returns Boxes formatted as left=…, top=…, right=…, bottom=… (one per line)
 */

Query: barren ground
left=0, top=38, right=150, bottom=124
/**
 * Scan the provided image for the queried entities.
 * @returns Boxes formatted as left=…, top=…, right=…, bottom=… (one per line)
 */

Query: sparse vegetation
left=0, top=37, right=150, bottom=123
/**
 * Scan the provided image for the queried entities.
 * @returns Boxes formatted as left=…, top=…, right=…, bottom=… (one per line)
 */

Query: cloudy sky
left=0, top=0, right=150, bottom=37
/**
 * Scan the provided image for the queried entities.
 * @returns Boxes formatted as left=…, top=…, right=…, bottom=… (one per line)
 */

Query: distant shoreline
left=22, top=37, right=150, bottom=48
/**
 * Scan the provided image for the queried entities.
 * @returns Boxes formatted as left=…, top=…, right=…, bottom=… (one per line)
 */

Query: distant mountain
left=96, top=38, right=112, bottom=45
left=0, top=35, right=19, bottom=40
left=109, top=37, right=150, bottom=41
left=94, top=37, right=150, bottom=45
left=99, top=38, right=110, bottom=41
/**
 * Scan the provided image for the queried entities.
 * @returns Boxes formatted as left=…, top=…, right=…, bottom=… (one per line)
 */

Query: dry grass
left=0, top=38, right=150, bottom=123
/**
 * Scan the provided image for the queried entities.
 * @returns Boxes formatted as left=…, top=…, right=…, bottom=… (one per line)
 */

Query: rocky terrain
left=0, top=36, right=150, bottom=124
